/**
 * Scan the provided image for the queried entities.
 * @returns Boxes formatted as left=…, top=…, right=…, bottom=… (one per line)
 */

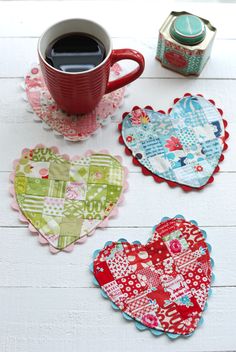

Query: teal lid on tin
left=170, top=14, right=206, bottom=45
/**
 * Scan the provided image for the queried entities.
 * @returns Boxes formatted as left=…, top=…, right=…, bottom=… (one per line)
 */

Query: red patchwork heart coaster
left=92, top=216, right=213, bottom=337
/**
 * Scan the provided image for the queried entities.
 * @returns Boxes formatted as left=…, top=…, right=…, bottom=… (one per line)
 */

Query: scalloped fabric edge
left=118, top=93, right=229, bottom=191
left=90, top=215, right=215, bottom=339
left=9, top=144, right=129, bottom=253
left=21, top=64, right=128, bottom=142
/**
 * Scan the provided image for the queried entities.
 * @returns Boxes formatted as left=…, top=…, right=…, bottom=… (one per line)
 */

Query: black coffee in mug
left=45, top=33, right=106, bottom=73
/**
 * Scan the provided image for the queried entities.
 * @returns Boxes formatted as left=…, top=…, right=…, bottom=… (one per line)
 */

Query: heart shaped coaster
left=10, top=146, right=128, bottom=253
left=119, top=94, right=229, bottom=190
left=92, top=216, right=213, bottom=337
left=23, top=64, right=126, bottom=141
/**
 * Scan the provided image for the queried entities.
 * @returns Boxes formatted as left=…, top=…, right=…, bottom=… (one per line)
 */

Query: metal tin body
left=156, top=11, right=216, bottom=76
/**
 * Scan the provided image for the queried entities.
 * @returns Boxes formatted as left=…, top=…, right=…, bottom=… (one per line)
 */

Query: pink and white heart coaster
left=21, top=64, right=127, bottom=141
left=10, top=145, right=128, bottom=253
left=91, top=215, right=214, bottom=338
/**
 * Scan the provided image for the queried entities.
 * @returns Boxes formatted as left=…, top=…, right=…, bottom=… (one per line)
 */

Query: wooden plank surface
left=1, top=37, right=236, bottom=79
left=0, top=1, right=235, bottom=39
left=0, top=227, right=235, bottom=288
left=0, top=287, right=235, bottom=352
left=3, top=171, right=236, bottom=227
left=0, top=79, right=235, bottom=172
left=0, top=1, right=236, bottom=352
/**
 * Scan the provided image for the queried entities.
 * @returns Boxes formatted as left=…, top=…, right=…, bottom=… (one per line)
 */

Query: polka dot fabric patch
left=10, top=146, right=128, bottom=253
left=119, top=94, right=229, bottom=190
left=92, top=216, right=213, bottom=337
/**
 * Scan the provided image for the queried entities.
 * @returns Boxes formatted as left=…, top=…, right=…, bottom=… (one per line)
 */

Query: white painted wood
left=0, top=287, right=236, bottom=352
left=2, top=77, right=236, bottom=124
left=2, top=171, right=236, bottom=227
left=1, top=37, right=236, bottom=79
left=0, top=78, right=234, bottom=172
left=0, top=117, right=233, bottom=173
left=0, top=1, right=236, bottom=351
left=0, top=227, right=235, bottom=288
left=0, top=1, right=235, bottom=39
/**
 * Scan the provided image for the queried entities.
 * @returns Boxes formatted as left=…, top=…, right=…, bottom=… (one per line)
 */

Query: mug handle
left=105, top=49, right=145, bottom=94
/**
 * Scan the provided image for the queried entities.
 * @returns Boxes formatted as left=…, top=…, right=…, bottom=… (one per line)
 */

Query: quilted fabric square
left=10, top=146, right=128, bottom=253
left=119, top=94, right=229, bottom=190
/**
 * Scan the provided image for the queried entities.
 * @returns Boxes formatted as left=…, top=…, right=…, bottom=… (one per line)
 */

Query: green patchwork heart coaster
left=10, top=146, right=128, bottom=253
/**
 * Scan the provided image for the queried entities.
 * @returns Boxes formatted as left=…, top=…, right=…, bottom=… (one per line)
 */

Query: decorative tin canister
left=156, top=11, right=216, bottom=75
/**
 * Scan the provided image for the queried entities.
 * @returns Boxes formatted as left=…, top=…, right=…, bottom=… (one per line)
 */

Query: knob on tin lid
left=170, top=14, right=206, bottom=45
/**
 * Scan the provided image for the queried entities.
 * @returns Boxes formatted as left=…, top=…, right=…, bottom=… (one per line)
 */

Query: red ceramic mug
left=38, top=19, right=145, bottom=114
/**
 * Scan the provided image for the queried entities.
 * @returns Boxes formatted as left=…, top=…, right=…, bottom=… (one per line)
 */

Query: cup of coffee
left=38, top=19, right=145, bottom=114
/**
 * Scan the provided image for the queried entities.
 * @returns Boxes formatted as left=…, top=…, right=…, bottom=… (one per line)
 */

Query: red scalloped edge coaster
left=118, top=93, right=229, bottom=192
left=9, top=144, right=129, bottom=253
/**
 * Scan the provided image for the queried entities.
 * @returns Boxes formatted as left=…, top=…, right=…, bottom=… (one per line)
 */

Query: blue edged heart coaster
left=119, top=94, right=229, bottom=191
left=91, top=215, right=214, bottom=338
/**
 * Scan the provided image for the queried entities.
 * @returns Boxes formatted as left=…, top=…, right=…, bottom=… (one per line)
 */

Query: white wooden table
left=1, top=1, right=236, bottom=351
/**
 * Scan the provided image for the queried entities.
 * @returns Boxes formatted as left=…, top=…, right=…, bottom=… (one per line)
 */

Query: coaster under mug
left=22, top=63, right=127, bottom=141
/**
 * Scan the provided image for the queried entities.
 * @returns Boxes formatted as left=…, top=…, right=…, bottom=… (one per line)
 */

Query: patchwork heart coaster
left=10, top=146, right=128, bottom=253
left=22, top=64, right=126, bottom=141
left=119, top=94, right=229, bottom=190
left=92, top=216, right=213, bottom=338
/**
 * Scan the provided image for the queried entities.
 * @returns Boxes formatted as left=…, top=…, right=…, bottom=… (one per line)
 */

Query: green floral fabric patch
left=14, top=148, right=125, bottom=251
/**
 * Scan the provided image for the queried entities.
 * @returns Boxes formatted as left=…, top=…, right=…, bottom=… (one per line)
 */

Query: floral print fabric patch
left=120, top=95, right=228, bottom=189
left=24, top=64, right=126, bottom=141
left=93, top=217, right=212, bottom=336
left=12, top=147, right=127, bottom=252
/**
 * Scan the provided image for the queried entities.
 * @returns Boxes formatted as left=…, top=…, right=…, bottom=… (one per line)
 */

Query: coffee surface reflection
left=45, top=33, right=106, bottom=73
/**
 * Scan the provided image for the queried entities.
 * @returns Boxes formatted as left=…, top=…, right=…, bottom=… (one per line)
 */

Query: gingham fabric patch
left=13, top=147, right=126, bottom=251
left=121, top=95, right=227, bottom=189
